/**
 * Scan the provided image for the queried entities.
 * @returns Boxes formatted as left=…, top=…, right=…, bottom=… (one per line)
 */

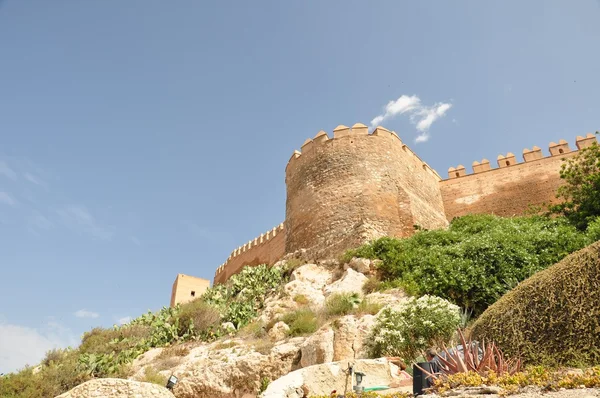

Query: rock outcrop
left=260, top=358, right=412, bottom=398
left=55, top=378, right=175, bottom=398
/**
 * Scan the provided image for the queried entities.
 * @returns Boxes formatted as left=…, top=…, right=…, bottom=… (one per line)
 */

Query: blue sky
left=1, top=1, right=599, bottom=373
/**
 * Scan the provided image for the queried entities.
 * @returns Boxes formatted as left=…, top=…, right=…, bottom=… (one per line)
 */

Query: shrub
left=345, top=214, right=590, bottom=315
left=470, top=241, right=600, bottom=367
left=367, top=295, right=461, bottom=363
left=293, top=294, right=309, bottom=305
left=550, top=138, right=600, bottom=230
left=282, top=309, right=319, bottom=336
left=177, top=299, right=222, bottom=340
left=586, top=216, right=600, bottom=242
left=141, top=366, right=167, bottom=385
left=324, top=292, right=361, bottom=317
left=354, top=299, right=383, bottom=316
left=362, top=276, right=381, bottom=294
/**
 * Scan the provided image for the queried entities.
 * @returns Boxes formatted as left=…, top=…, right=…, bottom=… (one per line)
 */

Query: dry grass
left=141, top=366, right=168, bottom=385
left=293, top=294, right=309, bottom=305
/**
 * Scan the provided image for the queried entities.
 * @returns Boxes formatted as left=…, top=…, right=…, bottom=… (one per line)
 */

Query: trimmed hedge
left=470, top=241, right=600, bottom=366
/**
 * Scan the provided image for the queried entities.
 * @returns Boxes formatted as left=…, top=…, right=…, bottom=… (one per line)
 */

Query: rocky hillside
left=127, top=258, right=410, bottom=397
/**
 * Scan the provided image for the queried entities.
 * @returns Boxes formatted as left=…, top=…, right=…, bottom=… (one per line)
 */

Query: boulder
left=300, top=327, right=334, bottom=367
left=347, top=258, right=371, bottom=274
left=55, top=378, right=174, bottom=398
left=260, top=358, right=410, bottom=398
left=324, top=268, right=368, bottom=297
left=333, top=315, right=376, bottom=361
left=171, top=338, right=305, bottom=398
left=268, top=321, right=290, bottom=341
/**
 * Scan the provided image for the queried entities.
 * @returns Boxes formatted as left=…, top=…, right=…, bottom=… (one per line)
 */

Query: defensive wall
left=208, top=124, right=597, bottom=286
left=213, top=223, right=285, bottom=285
left=285, top=123, right=448, bottom=259
left=441, top=133, right=598, bottom=219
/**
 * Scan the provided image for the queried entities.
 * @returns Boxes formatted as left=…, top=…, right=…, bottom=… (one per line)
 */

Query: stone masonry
left=207, top=126, right=597, bottom=286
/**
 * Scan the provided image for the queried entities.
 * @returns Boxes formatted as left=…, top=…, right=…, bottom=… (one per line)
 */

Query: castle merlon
left=447, top=134, right=598, bottom=179
left=214, top=222, right=285, bottom=277
left=285, top=123, right=441, bottom=180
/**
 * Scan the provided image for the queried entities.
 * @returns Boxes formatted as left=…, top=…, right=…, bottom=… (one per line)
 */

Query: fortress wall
left=285, top=124, right=448, bottom=260
left=213, top=223, right=285, bottom=285
left=441, top=134, right=597, bottom=219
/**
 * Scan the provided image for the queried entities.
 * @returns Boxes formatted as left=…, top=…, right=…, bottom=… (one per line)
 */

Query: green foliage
left=550, top=138, right=600, bottom=230
left=471, top=241, right=600, bottom=367
left=367, top=295, right=461, bottom=363
left=281, top=309, right=319, bottom=336
left=324, top=292, right=361, bottom=317
left=586, top=216, right=600, bottom=242
left=258, top=377, right=270, bottom=394
left=141, top=366, right=168, bottom=385
left=203, top=264, right=284, bottom=328
left=345, top=214, right=590, bottom=315
left=0, top=350, right=88, bottom=398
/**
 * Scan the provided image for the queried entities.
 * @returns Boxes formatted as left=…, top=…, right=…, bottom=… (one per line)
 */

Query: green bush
left=203, top=264, right=284, bottom=328
left=470, top=241, right=600, bottom=367
left=367, top=295, right=461, bottom=363
left=345, top=214, right=590, bottom=315
left=281, top=309, right=319, bottom=336
left=324, top=292, right=361, bottom=317
left=586, top=217, right=600, bottom=242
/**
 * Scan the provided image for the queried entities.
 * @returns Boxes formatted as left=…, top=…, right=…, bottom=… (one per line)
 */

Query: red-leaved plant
left=415, top=329, right=522, bottom=380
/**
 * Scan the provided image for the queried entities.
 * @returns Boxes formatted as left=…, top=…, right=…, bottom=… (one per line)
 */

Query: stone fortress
left=171, top=123, right=597, bottom=304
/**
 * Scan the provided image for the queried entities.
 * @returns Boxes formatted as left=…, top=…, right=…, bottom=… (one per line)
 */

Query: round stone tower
left=284, top=123, right=448, bottom=259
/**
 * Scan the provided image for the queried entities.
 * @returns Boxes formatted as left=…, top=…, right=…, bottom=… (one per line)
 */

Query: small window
left=505, top=161, right=510, bottom=166
left=559, top=148, right=564, bottom=154
left=455, top=172, right=460, bottom=178
left=191, top=291, right=196, bottom=297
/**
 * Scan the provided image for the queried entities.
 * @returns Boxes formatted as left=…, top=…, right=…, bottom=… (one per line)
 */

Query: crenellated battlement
left=446, top=134, right=598, bottom=179
left=214, top=223, right=285, bottom=278
left=285, top=123, right=441, bottom=180
left=206, top=124, right=597, bottom=287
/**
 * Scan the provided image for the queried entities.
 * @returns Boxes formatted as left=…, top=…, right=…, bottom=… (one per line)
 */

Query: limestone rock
left=365, top=289, right=407, bottom=307
left=290, top=263, right=332, bottom=287
left=324, top=268, right=368, bottom=297
left=332, top=315, right=376, bottom=361
left=300, top=327, right=334, bottom=367
left=347, top=257, right=371, bottom=274
left=268, top=321, right=290, bottom=341
left=283, top=264, right=332, bottom=309
left=260, top=358, right=410, bottom=398
left=257, top=294, right=298, bottom=326
left=169, top=338, right=305, bottom=398
left=55, top=378, right=174, bottom=398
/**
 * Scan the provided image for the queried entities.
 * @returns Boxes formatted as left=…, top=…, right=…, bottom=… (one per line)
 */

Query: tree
left=551, top=133, right=600, bottom=230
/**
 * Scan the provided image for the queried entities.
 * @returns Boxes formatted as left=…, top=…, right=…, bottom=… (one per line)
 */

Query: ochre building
left=211, top=123, right=597, bottom=285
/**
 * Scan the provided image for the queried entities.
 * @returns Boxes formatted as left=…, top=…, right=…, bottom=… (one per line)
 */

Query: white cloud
left=0, top=161, right=17, bottom=180
left=370, top=95, right=421, bottom=127
left=117, top=316, right=132, bottom=325
left=74, top=309, right=99, bottom=319
left=0, top=321, right=78, bottom=374
left=0, top=192, right=17, bottom=206
left=58, top=205, right=114, bottom=241
left=24, top=172, right=46, bottom=187
left=370, top=95, right=453, bottom=143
